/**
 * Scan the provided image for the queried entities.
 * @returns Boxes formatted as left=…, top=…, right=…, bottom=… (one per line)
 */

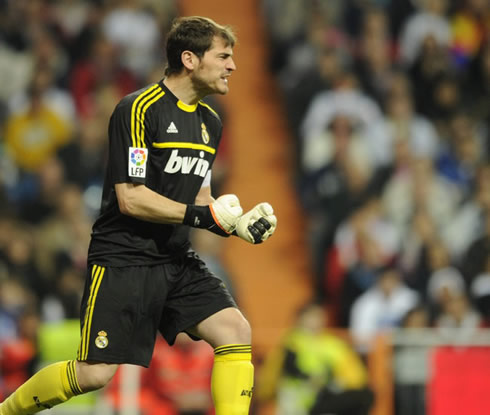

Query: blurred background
left=0, top=0, right=489, bottom=414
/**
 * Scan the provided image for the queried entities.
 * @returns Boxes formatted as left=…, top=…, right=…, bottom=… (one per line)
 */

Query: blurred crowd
left=0, top=0, right=489, bottom=414
left=261, top=0, right=490, bottom=414
left=263, top=0, right=490, bottom=340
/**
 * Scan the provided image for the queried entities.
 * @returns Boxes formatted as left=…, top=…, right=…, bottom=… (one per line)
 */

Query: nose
left=227, top=57, right=236, bottom=71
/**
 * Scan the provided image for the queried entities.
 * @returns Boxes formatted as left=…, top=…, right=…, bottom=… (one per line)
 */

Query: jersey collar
left=160, top=79, right=198, bottom=113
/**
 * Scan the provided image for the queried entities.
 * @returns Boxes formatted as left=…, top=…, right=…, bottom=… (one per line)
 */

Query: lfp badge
left=128, top=147, right=148, bottom=178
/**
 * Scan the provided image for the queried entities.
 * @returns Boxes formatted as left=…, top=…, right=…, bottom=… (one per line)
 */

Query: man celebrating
left=1, top=16, right=276, bottom=415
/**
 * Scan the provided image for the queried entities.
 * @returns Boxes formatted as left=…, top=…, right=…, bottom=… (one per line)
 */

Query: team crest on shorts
left=95, top=330, right=109, bottom=349
left=201, top=123, right=210, bottom=144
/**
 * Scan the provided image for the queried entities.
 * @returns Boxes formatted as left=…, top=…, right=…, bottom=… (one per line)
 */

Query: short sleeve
left=108, top=102, right=149, bottom=185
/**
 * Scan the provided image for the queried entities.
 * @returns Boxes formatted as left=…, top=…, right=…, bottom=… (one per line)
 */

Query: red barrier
left=428, top=346, right=490, bottom=415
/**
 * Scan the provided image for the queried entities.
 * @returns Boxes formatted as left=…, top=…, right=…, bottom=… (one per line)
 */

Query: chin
left=213, top=87, right=229, bottom=95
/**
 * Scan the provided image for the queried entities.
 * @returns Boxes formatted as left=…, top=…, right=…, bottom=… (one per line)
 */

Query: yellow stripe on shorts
left=78, top=265, right=105, bottom=360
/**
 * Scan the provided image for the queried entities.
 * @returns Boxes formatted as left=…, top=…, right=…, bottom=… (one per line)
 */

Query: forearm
left=116, top=183, right=187, bottom=224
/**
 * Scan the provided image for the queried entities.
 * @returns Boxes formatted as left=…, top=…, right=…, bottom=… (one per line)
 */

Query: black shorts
left=77, top=250, right=237, bottom=367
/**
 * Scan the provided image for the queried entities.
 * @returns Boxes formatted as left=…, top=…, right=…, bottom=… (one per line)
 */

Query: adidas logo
left=166, top=122, right=178, bottom=133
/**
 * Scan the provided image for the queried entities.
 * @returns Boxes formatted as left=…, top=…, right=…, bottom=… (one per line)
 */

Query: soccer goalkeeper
left=0, top=16, right=276, bottom=415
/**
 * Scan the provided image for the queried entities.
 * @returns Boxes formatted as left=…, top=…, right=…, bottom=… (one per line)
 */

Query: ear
left=181, top=50, right=198, bottom=71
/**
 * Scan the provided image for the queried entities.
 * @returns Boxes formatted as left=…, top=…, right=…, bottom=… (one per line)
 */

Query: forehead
left=206, top=36, right=234, bottom=55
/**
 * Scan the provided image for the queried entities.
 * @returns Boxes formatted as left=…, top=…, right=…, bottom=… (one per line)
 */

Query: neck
left=163, top=74, right=202, bottom=105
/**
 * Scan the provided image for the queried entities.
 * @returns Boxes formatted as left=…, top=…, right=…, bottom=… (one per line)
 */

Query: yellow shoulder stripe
left=152, top=142, right=216, bottom=155
left=198, top=101, right=219, bottom=117
left=131, top=84, right=165, bottom=148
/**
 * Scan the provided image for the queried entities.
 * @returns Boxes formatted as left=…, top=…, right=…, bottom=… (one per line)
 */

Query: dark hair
left=164, top=16, right=236, bottom=76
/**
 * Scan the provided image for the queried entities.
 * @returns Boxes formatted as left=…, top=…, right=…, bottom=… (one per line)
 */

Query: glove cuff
left=183, top=204, right=211, bottom=228
left=184, top=204, right=231, bottom=237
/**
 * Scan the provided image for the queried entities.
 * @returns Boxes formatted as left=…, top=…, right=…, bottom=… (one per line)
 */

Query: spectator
left=366, top=85, right=441, bottom=167
left=105, top=333, right=215, bottom=415
left=281, top=45, right=347, bottom=167
left=349, top=266, right=419, bottom=352
left=8, top=63, right=76, bottom=126
left=409, top=33, right=453, bottom=119
left=460, top=204, right=490, bottom=285
left=1, top=223, right=46, bottom=300
left=427, top=263, right=467, bottom=322
left=335, top=197, right=401, bottom=274
left=261, top=0, right=313, bottom=73
left=441, top=163, right=490, bottom=260
left=300, top=73, right=383, bottom=145
left=436, top=111, right=486, bottom=196
left=41, top=264, right=84, bottom=323
left=0, top=278, right=37, bottom=342
left=3, top=73, right=73, bottom=173
left=102, top=0, right=161, bottom=80
left=334, top=197, right=401, bottom=324
left=434, top=292, right=483, bottom=340
left=0, top=307, right=39, bottom=400
left=35, top=184, right=91, bottom=278
left=69, top=32, right=139, bottom=119
left=382, top=157, right=461, bottom=242
left=450, top=0, right=489, bottom=68
left=463, top=40, right=490, bottom=125
left=58, top=115, right=107, bottom=191
left=259, top=302, right=373, bottom=415
left=354, top=8, right=396, bottom=106
left=470, top=255, right=490, bottom=324
left=299, top=118, right=380, bottom=296
left=399, top=0, right=452, bottom=66
left=400, top=210, right=439, bottom=293
left=146, top=334, right=215, bottom=415
left=18, top=156, right=66, bottom=224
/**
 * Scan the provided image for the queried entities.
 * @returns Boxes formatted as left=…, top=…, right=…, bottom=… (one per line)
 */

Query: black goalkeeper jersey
left=88, top=80, right=223, bottom=266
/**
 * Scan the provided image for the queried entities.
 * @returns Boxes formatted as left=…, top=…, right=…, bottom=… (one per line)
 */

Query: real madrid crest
left=95, top=330, right=109, bottom=349
left=201, top=123, right=210, bottom=144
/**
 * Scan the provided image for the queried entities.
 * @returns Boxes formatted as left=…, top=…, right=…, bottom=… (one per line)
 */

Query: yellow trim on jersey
left=198, top=101, right=219, bottom=117
left=140, top=90, right=165, bottom=146
left=177, top=100, right=198, bottom=112
left=131, top=84, right=166, bottom=148
left=131, top=84, right=159, bottom=148
left=135, top=87, right=165, bottom=148
left=152, top=141, right=216, bottom=154
left=78, top=265, right=105, bottom=360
